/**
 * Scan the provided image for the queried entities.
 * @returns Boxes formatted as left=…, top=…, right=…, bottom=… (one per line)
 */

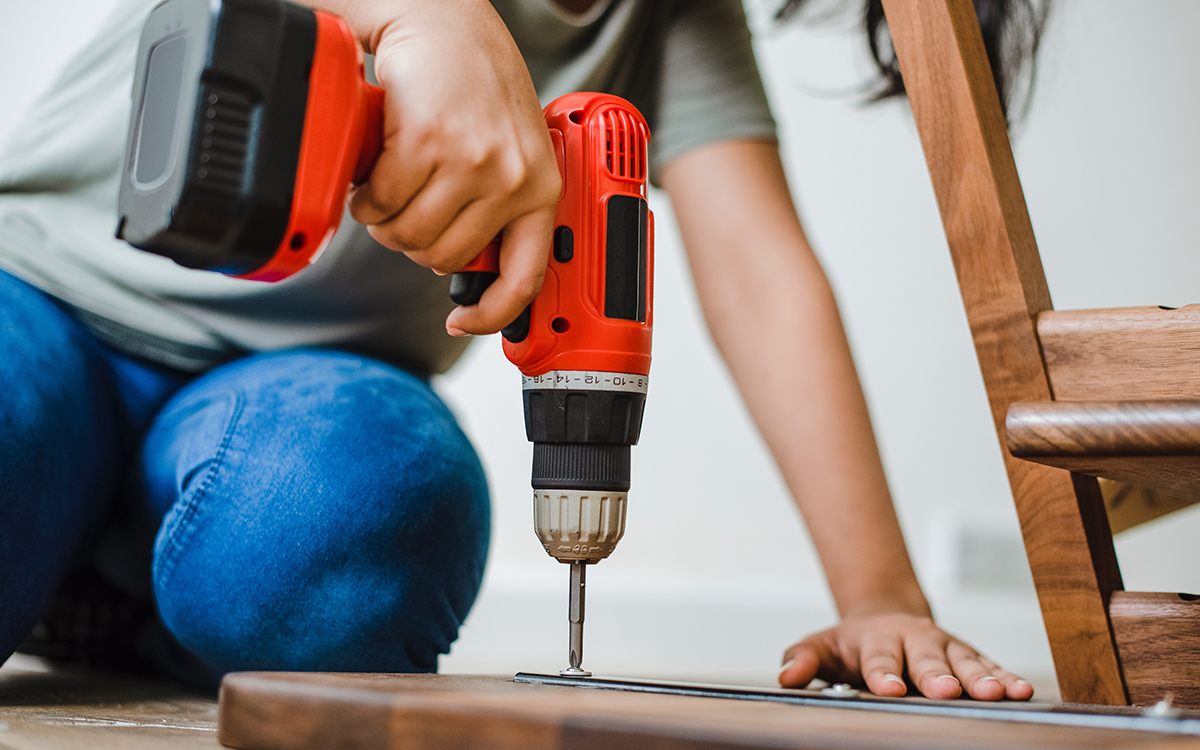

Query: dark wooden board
left=217, top=673, right=1200, bottom=750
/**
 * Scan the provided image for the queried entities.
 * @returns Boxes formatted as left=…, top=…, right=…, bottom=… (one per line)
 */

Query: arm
left=660, top=138, right=1032, bottom=702
left=294, top=0, right=560, bottom=336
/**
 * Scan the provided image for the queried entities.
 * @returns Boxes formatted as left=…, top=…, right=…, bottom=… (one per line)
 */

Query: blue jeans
left=0, top=270, right=489, bottom=687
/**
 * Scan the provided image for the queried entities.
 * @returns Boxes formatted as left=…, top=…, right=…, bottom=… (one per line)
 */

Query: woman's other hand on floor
left=778, top=611, right=1035, bottom=701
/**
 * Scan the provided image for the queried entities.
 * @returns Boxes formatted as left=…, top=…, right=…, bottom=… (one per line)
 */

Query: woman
left=0, top=0, right=1042, bottom=699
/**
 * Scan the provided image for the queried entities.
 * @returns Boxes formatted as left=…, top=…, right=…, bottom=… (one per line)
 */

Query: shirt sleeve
left=648, top=0, right=777, bottom=185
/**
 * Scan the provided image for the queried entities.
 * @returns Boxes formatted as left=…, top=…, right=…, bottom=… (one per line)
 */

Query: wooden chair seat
left=1012, top=305, right=1200, bottom=528
left=1037, top=306, right=1200, bottom=402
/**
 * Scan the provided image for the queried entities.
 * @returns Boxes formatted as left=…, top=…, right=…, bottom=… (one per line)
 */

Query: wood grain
left=1110, top=593, right=1200, bottom=707
left=1020, top=456, right=1200, bottom=496
left=1007, top=401, right=1200, bottom=458
left=1007, top=400, right=1200, bottom=492
left=0, top=654, right=219, bottom=750
left=880, top=0, right=1127, bottom=705
left=1038, top=307, right=1200, bottom=401
left=216, top=673, right=1200, bottom=750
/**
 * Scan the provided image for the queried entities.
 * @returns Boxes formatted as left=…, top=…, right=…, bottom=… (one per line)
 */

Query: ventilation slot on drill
left=194, top=85, right=252, bottom=198
left=602, top=108, right=646, bottom=181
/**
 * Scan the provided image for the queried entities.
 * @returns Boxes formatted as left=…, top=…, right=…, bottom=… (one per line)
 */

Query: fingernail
left=937, top=674, right=960, bottom=683
left=978, top=676, right=1000, bottom=684
left=884, top=673, right=904, bottom=685
left=779, top=658, right=794, bottom=673
left=446, top=326, right=469, bottom=337
left=1014, top=679, right=1030, bottom=685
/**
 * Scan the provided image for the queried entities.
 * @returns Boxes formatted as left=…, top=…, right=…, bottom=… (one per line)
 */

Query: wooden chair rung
left=1006, top=400, right=1200, bottom=493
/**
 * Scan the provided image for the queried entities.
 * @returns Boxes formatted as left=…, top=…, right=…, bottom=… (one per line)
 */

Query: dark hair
left=776, top=0, right=1048, bottom=122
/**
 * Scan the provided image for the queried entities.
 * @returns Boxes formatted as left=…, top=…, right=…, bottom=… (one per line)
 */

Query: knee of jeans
left=151, top=355, right=490, bottom=677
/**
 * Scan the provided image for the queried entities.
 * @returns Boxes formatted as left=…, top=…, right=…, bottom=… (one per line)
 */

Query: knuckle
left=497, top=153, right=528, bottom=194
left=424, top=248, right=462, bottom=274
left=391, top=228, right=429, bottom=252
left=382, top=223, right=435, bottom=254
left=408, top=114, right=447, bottom=148
left=457, top=137, right=496, bottom=171
left=512, top=271, right=545, bottom=303
left=350, top=188, right=388, bottom=224
left=466, top=145, right=491, bottom=171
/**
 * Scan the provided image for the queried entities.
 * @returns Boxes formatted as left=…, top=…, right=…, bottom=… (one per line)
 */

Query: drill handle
left=350, top=81, right=504, bottom=314
left=352, top=83, right=385, bottom=186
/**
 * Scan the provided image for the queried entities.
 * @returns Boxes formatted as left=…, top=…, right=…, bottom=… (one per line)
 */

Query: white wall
left=4, top=0, right=1199, bottom=689
left=437, top=0, right=1200, bottom=685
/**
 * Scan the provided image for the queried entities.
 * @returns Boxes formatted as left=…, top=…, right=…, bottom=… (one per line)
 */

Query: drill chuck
left=534, top=488, right=627, bottom=563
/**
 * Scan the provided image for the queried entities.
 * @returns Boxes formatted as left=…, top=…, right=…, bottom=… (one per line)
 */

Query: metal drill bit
left=560, top=561, right=591, bottom=677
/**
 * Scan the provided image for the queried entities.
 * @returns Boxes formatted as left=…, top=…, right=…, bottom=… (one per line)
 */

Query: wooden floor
left=0, top=654, right=219, bottom=749
left=3, top=654, right=1195, bottom=750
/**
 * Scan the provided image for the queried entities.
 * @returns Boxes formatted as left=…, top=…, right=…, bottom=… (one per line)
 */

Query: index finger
left=349, top=140, right=433, bottom=228
left=446, top=208, right=554, bottom=335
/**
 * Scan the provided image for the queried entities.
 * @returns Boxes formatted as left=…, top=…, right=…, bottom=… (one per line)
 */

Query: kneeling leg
left=140, top=350, right=490, bottom=679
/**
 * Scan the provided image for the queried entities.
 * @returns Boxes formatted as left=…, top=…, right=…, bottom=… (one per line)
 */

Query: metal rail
left=513, top=673, right=1200, bottom=735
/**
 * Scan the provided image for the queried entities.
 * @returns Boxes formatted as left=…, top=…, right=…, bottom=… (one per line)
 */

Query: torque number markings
left=522, top=370, right=649, bottom=394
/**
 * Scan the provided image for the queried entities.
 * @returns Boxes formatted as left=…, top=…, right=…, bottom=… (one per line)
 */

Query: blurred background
left=4, top=0, right=1200, bottom=692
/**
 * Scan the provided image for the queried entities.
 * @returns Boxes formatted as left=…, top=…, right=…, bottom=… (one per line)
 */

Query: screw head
left=1144, top=699, right=1183, bottom=719
left=821, top=683, right=861, bottom=699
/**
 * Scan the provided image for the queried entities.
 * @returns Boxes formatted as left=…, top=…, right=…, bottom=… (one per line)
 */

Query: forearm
left=662, top=139, right=928, bottom=619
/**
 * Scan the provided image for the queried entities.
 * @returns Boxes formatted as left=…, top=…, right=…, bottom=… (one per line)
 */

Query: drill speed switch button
left=449, top=271, right=498, bottom=307
left=501, top=305, right=532, bottom=344
left=554, top=226, right=574, bottom=263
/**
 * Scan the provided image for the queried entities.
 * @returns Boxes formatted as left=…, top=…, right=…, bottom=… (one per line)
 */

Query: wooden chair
left=881, top=0, right=1200, bottom=707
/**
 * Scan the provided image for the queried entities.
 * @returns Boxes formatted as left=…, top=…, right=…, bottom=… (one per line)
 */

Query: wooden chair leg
left=878, top=0, right=1128, bottom=704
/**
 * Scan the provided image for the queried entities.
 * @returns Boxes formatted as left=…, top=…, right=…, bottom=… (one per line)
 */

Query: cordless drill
left=116, top=0, right=653, bottom=676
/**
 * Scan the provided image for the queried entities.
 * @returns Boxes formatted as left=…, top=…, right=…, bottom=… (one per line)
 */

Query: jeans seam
left=154, top=390, right=246, bottom=593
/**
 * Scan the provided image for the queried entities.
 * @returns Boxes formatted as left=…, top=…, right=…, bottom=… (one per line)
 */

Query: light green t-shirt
left=0, top=0, right=775, bottom=374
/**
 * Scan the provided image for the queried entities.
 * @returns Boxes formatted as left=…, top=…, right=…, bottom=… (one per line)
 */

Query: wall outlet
left=925, top=514, right=1033, bottom=596
left=954, top=527, right=1031, bottom=592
